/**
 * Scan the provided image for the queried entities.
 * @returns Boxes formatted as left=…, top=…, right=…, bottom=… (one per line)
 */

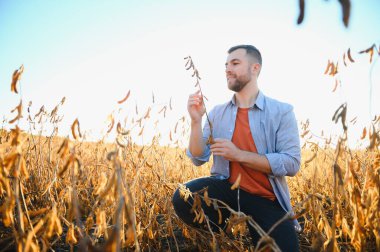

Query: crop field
left=1, top=99, right=379, bottom=252
left=1, top=45, right=380, bottom=252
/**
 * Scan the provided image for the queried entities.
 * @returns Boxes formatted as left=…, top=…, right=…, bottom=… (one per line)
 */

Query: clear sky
left=1, top=0, right=379, bottom=147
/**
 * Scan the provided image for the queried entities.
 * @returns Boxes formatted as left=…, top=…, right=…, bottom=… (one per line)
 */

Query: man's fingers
left=210, top=143, right=221, bottom=149
left=188, top=101, right=201, bottom=106
left=189, top=97, right=202, bottom=103
left=188, top=99, right=202, bottom=106
left=213, top=138, right=228, bottom=143
left=189, top=91, right=202, bottom=99
left=188, top=96, right=203, bottom=106
left=211, top=142, right=228, bottom=149
left=188, top=97, right=201, bottom=103
left=212, top=151, right=224, bottom=156
left=210, top=147, right=225, bottom=153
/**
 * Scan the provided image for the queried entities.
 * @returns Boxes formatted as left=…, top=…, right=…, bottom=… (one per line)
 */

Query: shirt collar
left=230, top=90, right=265, bottom=111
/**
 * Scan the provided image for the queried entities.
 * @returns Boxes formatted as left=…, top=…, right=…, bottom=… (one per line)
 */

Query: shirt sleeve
left=185, top=109, right=214, bottom=166
left=265, top=106, right=301, bottom=177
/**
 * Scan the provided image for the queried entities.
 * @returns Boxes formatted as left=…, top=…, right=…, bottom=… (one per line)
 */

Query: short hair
left=228, top=45, right=262, bottom=66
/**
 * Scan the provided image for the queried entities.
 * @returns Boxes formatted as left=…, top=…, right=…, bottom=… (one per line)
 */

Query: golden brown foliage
left=1, top=44, right=379, bottom=251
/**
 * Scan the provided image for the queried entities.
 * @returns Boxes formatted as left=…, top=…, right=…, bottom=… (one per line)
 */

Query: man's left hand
left=210, top=138, right=242, bottom=162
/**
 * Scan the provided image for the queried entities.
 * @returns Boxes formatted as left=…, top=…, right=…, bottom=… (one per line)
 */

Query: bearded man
left=172, top=45, right=301, bottom=251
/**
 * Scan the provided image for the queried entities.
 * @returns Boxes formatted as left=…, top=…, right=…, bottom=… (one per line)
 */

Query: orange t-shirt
left=228, top=107, right=276, bottom=201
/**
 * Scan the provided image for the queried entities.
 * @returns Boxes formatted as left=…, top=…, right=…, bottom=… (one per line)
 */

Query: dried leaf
left=107, top=114, right=115, bottom=133
left=148, top=227, right=154, bottom=239
left=59, top=155, right=74, bottom=177
left=174, top=122, right=179, bottom=134
left=230, top=173, right=241, bottom=190
left=138, top=126, right=144, bottom=136
left=60, top=96, right=66, bottom=105
left=185, top=59, right=193, bottom=70
left=34, top=105, right=45, bottom=118
left=218, top=209, right=223, bottom=225
left=347, top=48, right=355, bottom=62
left=361, top=127, right=367, bottom=140
left=359, top=44, right=376, bottom=63
left=11, top=65, right=24, bottom=94
left=9, top=100, right=23, bottom=124
left=143, top=107, right=151, bottom=119
left=332, top=79, right=339, bottom=92
left=116, top=122, right=122, bottom=134
left=334, top=163, right=343, bottom=185
left=10, top=125, right=21, bottom=146
left=343, top=53, right=347, bottom=67
left=71, top=118, right=82, bottom=140
left=368, top=125, right=379, bottom=150
left=116, top=122, right=129, bottom=136
left=338, top=0, right=351, bottom=27
left=297, top=0, right=305, bottom=24
left=329, top=62, right=338, bottom=76
left=117, top=90, right=130, bottom=104
left=324, top=60, right=332, bottom=75
left=158, top=106, right=167, bottom=114
left=301, top=130, right=310, bottom=138
left=28, top=207, right=49, bottom=218
left=207, top=135, right=215, bottom=145
left=57, top=138, right=69, bottom=159
left=204, top=190, right=211, bottom=207
left=125, top=227, right=135, bottom=246
left=332, top=103, right=347, bottom=131
left=305, top=151, right=317, bottom=164
left=138, top=146, right=144, bottom=159
left=350, top=116, right=357, bottom=124
left=182, top=227, right=191, bottom=239
left=66, top=224, right=78, bottom=245
left=374, top=115, right=380, bottom=124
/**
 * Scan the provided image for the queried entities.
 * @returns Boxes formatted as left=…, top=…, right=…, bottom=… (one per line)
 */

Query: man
left=172, top=45, right=300, bottom=251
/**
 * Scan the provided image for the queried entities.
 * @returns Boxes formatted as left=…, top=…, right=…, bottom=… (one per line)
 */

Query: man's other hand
left=210, top=138, right=242, bottom=161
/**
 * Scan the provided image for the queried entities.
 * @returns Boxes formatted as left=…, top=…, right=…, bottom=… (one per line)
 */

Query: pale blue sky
left=1, top=1, right=379, bottom=146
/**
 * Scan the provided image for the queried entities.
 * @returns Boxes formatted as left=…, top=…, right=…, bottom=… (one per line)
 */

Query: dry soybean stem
left=184, top=56, right=214, bottom=141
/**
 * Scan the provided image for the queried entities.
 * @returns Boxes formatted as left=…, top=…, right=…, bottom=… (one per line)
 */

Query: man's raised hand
left=187, top=90, right=206, bottom=123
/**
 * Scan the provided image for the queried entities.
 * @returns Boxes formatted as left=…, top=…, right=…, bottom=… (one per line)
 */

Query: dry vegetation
left=1, top=44, right=380, bottom=252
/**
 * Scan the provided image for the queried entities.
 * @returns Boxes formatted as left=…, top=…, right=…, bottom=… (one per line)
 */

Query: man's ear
left=251, top=63, right=261, bottom=75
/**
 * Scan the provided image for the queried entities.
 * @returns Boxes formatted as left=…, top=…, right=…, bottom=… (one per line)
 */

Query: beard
left=227, top=72, right=251, bottom=92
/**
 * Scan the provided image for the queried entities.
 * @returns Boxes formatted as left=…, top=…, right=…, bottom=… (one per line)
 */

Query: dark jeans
left=172, top=176, right=299, bottom=252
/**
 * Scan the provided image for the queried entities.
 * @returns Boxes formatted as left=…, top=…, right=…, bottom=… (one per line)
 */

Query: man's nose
left=225, top=66, right=231, bottom=74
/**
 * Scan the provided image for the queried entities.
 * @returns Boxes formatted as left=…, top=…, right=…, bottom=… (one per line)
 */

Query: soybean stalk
left=184, top=56, right=214, bottom=143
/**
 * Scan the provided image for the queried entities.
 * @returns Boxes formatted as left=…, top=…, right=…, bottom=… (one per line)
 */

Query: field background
left=1, top=83, right=379, bottom=251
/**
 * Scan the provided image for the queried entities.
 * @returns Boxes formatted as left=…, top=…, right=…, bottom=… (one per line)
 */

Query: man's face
left=225, top=49, right=253, bottom=92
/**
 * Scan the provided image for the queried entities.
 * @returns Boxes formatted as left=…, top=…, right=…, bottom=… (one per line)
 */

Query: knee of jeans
left=172, top=188, right=185, bottom=212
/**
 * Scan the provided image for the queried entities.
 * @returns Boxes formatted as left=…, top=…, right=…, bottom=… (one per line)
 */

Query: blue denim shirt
left=186, top=90, right=301, bottom=230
